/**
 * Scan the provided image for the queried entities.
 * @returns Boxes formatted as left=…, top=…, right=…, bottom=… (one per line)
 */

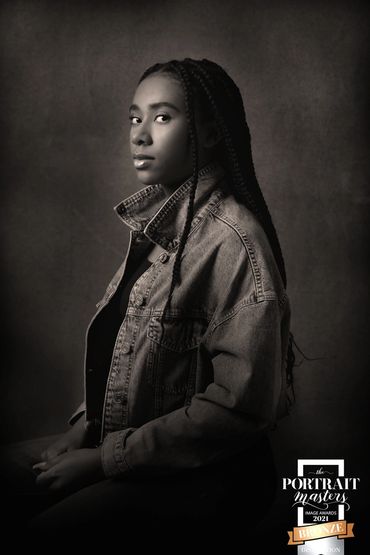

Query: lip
left=133, top=158, right=153, bottom=170
left=133, top=154, right=155, bottom=160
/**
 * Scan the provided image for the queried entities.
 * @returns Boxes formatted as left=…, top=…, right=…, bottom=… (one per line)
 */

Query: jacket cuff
left=101, top=428, right=136, bottom=478
left=68, top=402, right=86, bottom=426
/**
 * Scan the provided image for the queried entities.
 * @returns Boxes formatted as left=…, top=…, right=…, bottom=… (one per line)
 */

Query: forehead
left=131, top=73, right=185, bottom=110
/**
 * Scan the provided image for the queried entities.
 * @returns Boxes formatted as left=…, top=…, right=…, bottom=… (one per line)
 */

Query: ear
left=200, top=121, right=221, bottom=149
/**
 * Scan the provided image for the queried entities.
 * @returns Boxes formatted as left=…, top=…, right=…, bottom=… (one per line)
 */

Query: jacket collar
left=114, top=160, right=227, bottom=251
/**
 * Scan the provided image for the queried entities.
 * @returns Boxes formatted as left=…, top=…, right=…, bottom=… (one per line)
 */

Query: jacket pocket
left=146, top=315, right=208, bottom=395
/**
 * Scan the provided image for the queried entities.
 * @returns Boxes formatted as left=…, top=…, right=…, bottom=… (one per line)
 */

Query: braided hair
left=137, top=58, right=296, bottom=404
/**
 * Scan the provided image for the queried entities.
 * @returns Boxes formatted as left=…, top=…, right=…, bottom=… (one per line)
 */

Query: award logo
left=283, top=459, right=359, bottom=553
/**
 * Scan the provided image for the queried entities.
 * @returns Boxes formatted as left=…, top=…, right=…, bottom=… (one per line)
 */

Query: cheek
left=158, top=125, right=190, bottom=160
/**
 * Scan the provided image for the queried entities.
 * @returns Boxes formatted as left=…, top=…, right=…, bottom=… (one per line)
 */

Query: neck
left=161, top=158, right=216, bottom=198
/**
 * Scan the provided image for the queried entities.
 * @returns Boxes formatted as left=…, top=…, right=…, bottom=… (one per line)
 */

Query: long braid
left=160, top=62, right=199, bottom=322
left=186, top=58, right=287, bottom=288
left=204, top=60, right=288, bottom=287
left=197, top=60, right=293, bottom=388
left=184, top=59, right=294, bottom=394
left=185, top=62, right=269, bottom=238
left=137, top=58, right=296, bottom=402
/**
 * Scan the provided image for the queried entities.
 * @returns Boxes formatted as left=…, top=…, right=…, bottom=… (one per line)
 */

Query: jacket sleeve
left=101, top=295, right=290, bottom=478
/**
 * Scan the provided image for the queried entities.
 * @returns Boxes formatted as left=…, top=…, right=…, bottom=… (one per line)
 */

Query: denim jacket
left=69, top=160, right=291, bottom=478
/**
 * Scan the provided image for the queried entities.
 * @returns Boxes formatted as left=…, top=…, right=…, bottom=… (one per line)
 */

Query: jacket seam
left=186, top=188, right=227, bottom=240
left=117, top=184, right=162, bottom=212
left=208, top=294, right=279, bottom=335
left=209, top=208, right=264, bottom=300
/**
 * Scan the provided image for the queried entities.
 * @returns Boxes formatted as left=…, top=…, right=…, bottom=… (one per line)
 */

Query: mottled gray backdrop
left=1, top=0, right=369, bottom=546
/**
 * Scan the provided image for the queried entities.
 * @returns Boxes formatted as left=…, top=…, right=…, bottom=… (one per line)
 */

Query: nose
left=131, top=124, right=153, bottom=146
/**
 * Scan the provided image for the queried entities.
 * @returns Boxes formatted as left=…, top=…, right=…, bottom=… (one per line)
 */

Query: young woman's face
left=129, top=73, right=215, bottom=190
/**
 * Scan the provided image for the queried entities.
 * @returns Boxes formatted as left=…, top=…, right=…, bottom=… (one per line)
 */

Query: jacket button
left=159, top=252, right=169, bottom=263
left=135, top=294, right=145, bottom=306
left=87, top=368, right=94, bottom=374
left=121, top=343, right=131, bottom=354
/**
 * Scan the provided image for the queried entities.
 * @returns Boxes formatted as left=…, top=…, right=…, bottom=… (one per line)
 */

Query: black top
left=117, top=256, right=153, bottom=318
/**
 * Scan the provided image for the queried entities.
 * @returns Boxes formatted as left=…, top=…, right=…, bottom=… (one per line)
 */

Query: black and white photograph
left=1, top=1, right=369, bottom=551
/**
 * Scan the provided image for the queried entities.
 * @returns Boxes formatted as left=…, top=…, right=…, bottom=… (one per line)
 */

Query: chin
left=135, top=171, right=159, bottom=185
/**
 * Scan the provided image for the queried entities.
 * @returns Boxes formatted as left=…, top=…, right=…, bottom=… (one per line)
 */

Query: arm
left=101, top=296, right=290, bottom=478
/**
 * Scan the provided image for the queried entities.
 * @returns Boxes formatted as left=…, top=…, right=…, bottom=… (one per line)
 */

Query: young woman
left=2, top=58, right=294, bottom=538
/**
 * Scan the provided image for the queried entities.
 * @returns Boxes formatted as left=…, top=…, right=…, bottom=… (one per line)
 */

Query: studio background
left=1, top=0, right=369, bottom=548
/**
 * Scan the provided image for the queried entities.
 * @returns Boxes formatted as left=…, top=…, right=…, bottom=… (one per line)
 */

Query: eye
left=155, top=114, right=171, bottom=123
left=129, top=115, right=141, bottom=125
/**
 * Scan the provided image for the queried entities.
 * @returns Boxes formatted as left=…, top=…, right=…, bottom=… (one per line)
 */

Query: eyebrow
left=129, top=102, right=180, bottom=113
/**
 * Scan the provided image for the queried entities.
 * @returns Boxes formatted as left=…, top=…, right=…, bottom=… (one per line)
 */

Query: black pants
left=0, top=433, right=277, bottom=544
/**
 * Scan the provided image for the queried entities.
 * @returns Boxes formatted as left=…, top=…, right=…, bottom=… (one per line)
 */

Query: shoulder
left=206, top=186, right=286, bottom=299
